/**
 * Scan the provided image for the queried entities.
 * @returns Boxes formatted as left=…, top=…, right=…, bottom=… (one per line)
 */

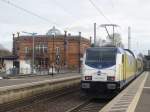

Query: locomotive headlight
left=107, top=76, right=115, bottom=81
left=85, top=76, right=92, bottom=80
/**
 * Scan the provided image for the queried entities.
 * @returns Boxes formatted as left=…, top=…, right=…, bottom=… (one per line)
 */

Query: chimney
left=64, top=30, right=67, bottom=36
left=12, top=33, right=15, bottom=39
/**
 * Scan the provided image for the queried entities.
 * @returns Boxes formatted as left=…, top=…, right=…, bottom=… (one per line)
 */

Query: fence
left=0, top=66, right=80, bottom=78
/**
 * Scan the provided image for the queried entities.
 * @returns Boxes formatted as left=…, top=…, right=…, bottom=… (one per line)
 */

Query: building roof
left=15, top=35, right=90, bottom=43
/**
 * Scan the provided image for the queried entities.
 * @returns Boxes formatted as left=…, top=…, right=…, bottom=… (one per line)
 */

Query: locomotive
left=81, top=47, right=143, bottom=96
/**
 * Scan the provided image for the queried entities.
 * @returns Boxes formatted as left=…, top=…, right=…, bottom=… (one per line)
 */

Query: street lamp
left=22, top=31, right=37, bottom=74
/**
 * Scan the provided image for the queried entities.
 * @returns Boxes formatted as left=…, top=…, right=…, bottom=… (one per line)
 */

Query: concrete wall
left=0, top=76, right=81, bottom=105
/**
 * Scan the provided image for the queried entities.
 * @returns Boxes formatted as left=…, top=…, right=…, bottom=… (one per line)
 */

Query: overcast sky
left=0, top=0, right=150, bottom=54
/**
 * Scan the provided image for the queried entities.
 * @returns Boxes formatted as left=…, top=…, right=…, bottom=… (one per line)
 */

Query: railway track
left=1, top=86, right=80, bottom=112
left=7, top=91, right=84, bottom=112
left=66, top=99, right=107, bottom=112
left=1, top=85, right=109, bottom=112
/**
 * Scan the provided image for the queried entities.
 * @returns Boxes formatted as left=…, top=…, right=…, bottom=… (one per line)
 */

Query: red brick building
left=12, top=27, right=91, bottom=74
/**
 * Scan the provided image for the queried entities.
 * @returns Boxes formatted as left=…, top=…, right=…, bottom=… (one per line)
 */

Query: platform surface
left=0, top=73, right=80, bottom=87
left=100, top=72, right=149, bottom=112
left=135, top=72, right=150, bottom=112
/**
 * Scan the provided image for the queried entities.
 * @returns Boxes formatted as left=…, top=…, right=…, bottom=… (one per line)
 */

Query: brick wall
left=13, top=35, right=90, bottom=69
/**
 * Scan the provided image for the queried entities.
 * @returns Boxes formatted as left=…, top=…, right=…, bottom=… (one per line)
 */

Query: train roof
left=124, top=49, right=135, bottom=57
left=86, top=47, right=136, bottom=57
left=87, top=46, right=118, bottom=49
left=87, top=47, right=124, bottom=53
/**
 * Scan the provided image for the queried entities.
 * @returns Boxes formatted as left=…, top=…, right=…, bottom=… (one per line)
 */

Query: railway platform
left=100, top=71, right=150, bottom=112
left=0, top=72, right=80, bottom=87
left=135, top=72, right=150, bottom=112
left=0, top=72, right=81, bottom=106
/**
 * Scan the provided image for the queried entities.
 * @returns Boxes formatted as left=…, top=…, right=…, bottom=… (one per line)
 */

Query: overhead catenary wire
left=0, top=0, right=80, bottom=31
left=1, top=0, right=110, bottom=31
left=51, top=0, right=79, bottom=30
left=0, top=0, right=58, bottom=25
left=1, top=0, right=117, bottom=35
left=88, top=0, right=112, bottom=23
left=53, top=0, right=79, bottom=21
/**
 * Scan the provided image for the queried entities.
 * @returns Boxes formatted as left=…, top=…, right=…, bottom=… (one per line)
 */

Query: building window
left=36, top=43, right=48, bottom=54
left=55, top=47, right=61, bottom=65
left=39, top=58, right=48, bottom=68
left=25, top=47, right=30, bottom=54
left=56, top=47, right=60, bottom=55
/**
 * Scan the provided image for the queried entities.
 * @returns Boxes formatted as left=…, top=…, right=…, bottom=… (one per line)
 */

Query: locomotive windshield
left=85, top=48, right=116, bottom=69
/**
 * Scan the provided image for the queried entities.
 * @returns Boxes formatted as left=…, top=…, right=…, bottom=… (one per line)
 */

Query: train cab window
left=85, top=48, right=117, bottom=68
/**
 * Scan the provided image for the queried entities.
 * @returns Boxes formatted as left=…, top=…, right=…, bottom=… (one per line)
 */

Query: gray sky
left=0, top=0, right=150, bottom=54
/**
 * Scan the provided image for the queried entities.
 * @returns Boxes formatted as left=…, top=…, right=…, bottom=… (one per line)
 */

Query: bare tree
left=106, top=33, right=124, bottom=48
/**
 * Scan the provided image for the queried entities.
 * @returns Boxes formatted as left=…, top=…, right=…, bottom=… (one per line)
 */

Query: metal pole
left=32, top=34, right=35, bottom=74
left=94, top=23, right=96, bottom=46
left=128, top=26, right=131, bottom=49
left=0, top=57, right=1, bottom=64
left=78, top=32, right=81, bottom=73
left=52, top=34, right=55, bottom=76
left=21, top=31, right=37, bottom=74
left=113, top=25, right=115, bottom=46
left=12, top=33, right=15, bottom=55
left=90, top=36, right=92, bottom=45
left=64, top=31, right=67, bottom=66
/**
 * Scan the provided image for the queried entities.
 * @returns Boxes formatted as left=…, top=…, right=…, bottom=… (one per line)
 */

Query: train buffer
left=100, top=71, right=150, bottom=112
